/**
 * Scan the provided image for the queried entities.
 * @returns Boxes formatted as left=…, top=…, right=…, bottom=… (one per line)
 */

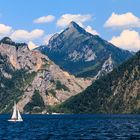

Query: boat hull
left=8, top=119, right=23, bottom=122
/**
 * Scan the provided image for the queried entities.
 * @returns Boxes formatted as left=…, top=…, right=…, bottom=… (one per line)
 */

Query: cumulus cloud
left=0, top=23, right=45, bottom=44
left=57, top=14, right=92, bottom=27
left=34, top=15, right=55, bottom=23
left=10, top=29, right=44, bottom=41
left=28, top=41, right=38, bottom=50
left=109, top=30, right=140, bottom=52
left=0, top=24, right=12, bottom=37
left=85, top=26, right=99, bottom=35
left=104, top=12, right=140, bottom=28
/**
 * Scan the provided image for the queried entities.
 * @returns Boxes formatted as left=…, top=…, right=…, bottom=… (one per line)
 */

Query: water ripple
left=0, top=114, right=140, bottom=140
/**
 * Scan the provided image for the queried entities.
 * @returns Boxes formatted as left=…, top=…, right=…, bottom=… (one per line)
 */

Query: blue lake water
left=0, top=114, right=140, bottom=140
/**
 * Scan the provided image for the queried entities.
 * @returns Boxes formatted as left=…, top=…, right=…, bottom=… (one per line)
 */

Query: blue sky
left=0, top=0, right=140, bottom=51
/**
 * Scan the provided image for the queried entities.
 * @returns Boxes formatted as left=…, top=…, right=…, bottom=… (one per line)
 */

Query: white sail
left=11, top=102, right=17, bottom=120
left=8, top=102, right=23, bottom=122
left=17, top=109, right=23, bottom=121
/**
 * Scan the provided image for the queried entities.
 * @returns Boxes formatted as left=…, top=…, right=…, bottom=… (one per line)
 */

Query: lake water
left=0, top=114, right=140, bottom=140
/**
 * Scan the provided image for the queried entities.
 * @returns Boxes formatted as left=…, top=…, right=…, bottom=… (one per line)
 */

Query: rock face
left=95, top=55, right=114, bottom=79
left=56, top=51, right=140, bottom=114
left=0, top=37, right=91, bottom=114
left=39, top=21, right=133, bottom=78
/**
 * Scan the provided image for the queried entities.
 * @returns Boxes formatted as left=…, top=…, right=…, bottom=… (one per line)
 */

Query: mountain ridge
left=0, top=37, right=91, bottom=114
left=39, top=21, right=133, bottom=78
left=54, top=50, right=140, bottom=114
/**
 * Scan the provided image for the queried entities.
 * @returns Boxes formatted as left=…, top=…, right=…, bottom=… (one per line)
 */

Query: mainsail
left=11, top=102, right=17, bottom=120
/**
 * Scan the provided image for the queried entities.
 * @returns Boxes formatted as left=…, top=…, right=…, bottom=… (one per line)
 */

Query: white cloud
left=28, top=41, right=38, bottom=50
left=0, top=23, right=45, bottom=44
left=85, top=26, right=99, bottom=35
left=109, top=30, right=140, bottom=52
left=34, top=15, right=55, bottom=23
left=57, top=14, right=92, bottom=27
left=10, top=29, right=44, bottom=41
left=104, top=12, right=140, bottom=28
left=0, top=24, right=12, bottom=37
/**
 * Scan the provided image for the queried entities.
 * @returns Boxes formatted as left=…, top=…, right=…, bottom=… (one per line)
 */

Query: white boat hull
left=8, top=120, right=17, bottom=122
left=8, top=119, right=23, bottom=122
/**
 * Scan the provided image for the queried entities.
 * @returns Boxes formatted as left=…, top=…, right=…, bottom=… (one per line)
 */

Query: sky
left=0, top=0, right=140, bottom=51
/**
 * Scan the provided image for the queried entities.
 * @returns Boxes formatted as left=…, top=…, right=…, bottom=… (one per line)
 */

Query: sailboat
left=8, top=102, right=23, bottom=122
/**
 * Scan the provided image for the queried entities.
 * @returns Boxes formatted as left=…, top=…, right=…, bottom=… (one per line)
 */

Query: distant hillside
left=39, top=21, right=133, bottom=78
left=0, top=37, right=91, bottom=114
left=54, top=51, right=140, bottom=114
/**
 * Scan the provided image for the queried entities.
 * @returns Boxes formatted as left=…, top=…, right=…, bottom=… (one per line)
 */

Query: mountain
left=0, top=37, right=91, bottom=114
left=55, top=51, right=140, bottom=114
left=39, top=21, right=133, bottom=78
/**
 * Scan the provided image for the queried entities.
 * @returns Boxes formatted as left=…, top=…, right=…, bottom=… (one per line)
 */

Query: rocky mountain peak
left=68, top=21, right=79, bottom=28
left=67, top=21, right=86, bottom=33
left=0, top=37, right=14, bottom=45
left=39, top=21, right=133, bottom=78
left=0, top=37, right=28, bottom=50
